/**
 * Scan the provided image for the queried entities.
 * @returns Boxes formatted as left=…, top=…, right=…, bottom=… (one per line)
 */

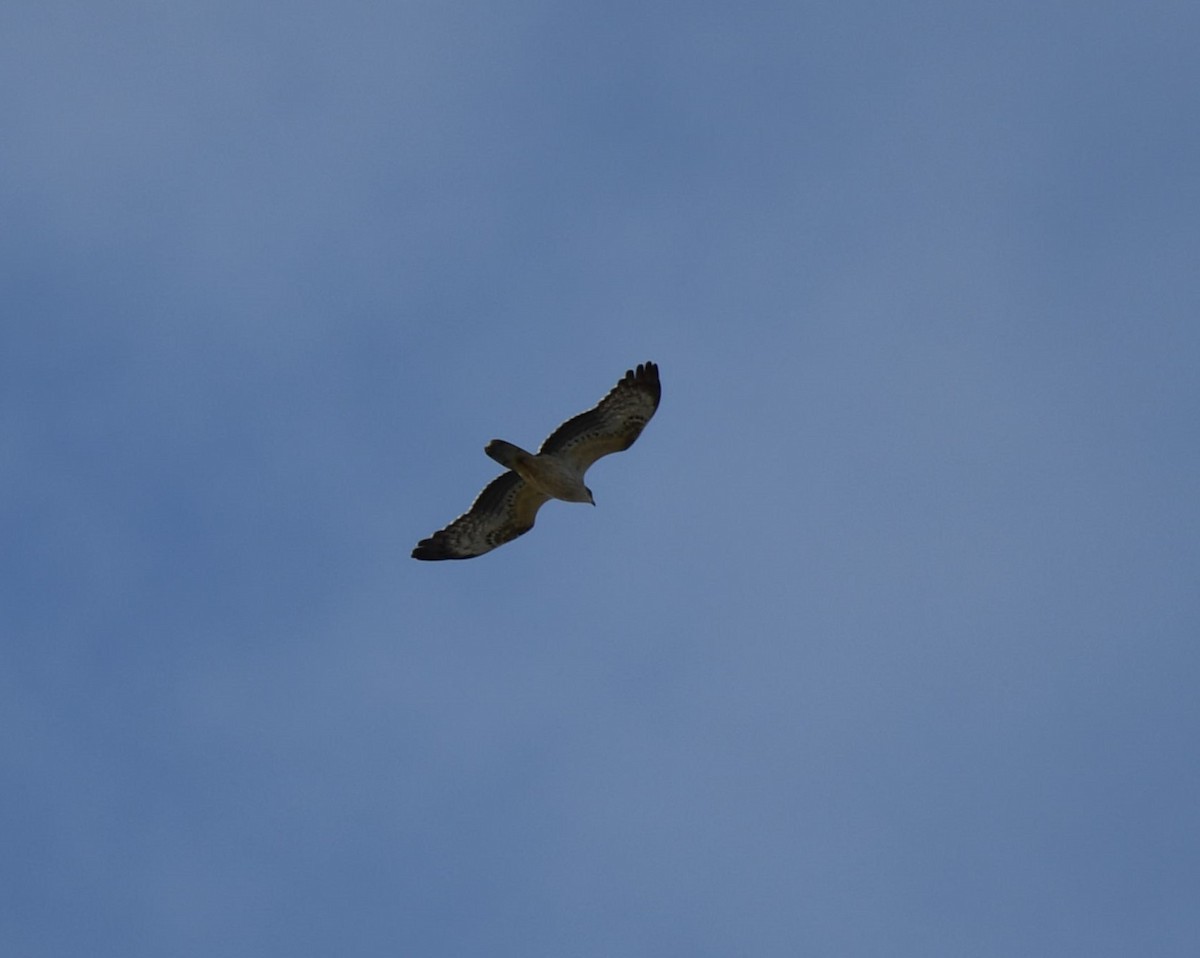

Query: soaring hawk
left=412, top=362, right=661, bottom=560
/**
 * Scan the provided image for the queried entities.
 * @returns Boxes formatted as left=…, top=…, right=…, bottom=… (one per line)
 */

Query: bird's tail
left=485, top=439, right=531, bottom=471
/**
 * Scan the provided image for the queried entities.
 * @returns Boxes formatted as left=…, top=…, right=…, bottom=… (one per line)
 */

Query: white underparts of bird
left=484, top=439, right=596, bottom=504
left=412, top=362, right=661, bottom=560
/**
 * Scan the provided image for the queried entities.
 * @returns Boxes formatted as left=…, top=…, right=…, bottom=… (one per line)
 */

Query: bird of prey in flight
left=412, top=361, right=661, bottom=560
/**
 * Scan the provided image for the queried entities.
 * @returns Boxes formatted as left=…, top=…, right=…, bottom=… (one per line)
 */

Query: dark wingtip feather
left=630, top=361, right=661, bottom=403
left=412, top=535, right=471, bottom=561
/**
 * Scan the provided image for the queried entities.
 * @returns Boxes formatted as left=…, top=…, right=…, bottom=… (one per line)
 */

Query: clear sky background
left=4, top=2, right=1198, bottom=956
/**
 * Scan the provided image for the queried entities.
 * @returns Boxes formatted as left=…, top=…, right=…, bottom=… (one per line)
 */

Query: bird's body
left=412, top=362, right=661, bottom=560
left=484, top=439, right=595, bottom=504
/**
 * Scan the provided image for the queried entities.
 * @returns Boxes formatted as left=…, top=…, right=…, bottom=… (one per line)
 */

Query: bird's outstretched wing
left=412, top=471, right=550, bottom=560
left=538, top=361, right=661, bottom=473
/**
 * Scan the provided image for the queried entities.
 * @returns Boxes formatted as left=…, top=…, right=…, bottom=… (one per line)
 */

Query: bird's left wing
left=412, top=471, right=550, bottom=560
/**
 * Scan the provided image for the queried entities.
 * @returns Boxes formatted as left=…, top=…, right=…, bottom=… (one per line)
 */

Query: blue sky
left=3, top=1, right=1199, bottom=955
